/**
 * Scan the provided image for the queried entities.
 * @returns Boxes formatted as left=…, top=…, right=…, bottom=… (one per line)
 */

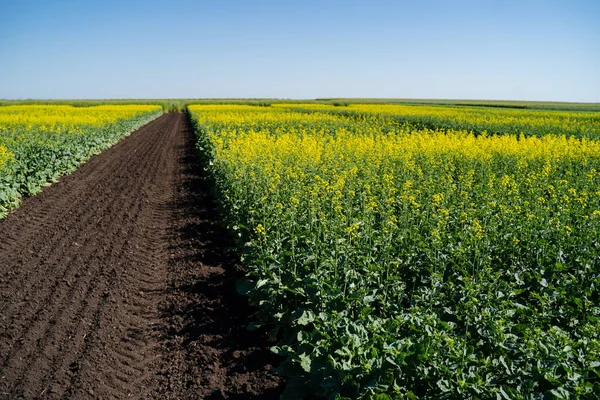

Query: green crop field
left=189, top=103, right=600, bottom=399
left=1, top=99, right=599, bottom=398
left=1, top=0, right=597, bottom=397
left=0, top=104, right=161, bottom=216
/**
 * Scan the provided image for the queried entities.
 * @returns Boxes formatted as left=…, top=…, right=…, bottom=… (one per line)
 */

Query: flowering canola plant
left=274, top=103, right=600, bottom=139
left=189, top=104, right=600, bottom=399
left=0, top=145, right=13, bottom=171
left=0, top=104, right=162, bottom=217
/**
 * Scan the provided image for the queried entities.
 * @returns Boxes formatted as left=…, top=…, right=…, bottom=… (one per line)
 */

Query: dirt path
left=0, top=113, right=283, bottom=399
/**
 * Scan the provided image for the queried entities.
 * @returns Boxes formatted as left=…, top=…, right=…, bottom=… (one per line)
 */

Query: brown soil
left=0, top=113, right=284, bottom=399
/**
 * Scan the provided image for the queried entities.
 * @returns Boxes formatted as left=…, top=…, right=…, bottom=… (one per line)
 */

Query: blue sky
left=0, top=0, right=598, bottom=101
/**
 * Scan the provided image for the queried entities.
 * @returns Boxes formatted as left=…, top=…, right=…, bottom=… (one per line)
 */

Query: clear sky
left=0, top=0, right=598, bottom=101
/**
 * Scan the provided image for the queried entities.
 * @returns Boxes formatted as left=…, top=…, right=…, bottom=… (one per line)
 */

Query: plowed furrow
left=0, top=174, right=147, bottom=371
left=0, top=128, right=170, bottom=327
left=0, top=112, right=283, bottom=400
left=0, top=114, right=175, bottom=398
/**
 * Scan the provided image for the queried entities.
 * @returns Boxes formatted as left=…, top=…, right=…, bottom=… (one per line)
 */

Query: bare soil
left=0, top=113, right=283, bottom=399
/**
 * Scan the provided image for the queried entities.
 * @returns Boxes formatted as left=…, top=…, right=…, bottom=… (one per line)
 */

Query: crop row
left=0, top=105, right=162, bottom=217
left=189, top=104, right=600, bottom=399
left=274, top=103, right=600, bottom=139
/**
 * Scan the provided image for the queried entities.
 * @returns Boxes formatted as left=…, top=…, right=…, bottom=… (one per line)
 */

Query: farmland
left=275, top=103, right=600, bottom=138
left=0, top=104, right=162, bottom=217
left=189, top=103, right=600, bottom=399
left=0, top=100, right=599, bottom=399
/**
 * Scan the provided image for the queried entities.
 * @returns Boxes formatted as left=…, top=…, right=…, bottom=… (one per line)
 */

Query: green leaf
left=296, top=310, right=315, bottom=326
left=550, top=388, right=567, bottom=399
left=247, top=321, right=264, bottom=331
left=498, top=387, right=511, bottom=400
left=235, top=277, right=254, bottom=295
left=298, top=353, right=312, bottom=373
left=373, top=395, right=391, bottom=400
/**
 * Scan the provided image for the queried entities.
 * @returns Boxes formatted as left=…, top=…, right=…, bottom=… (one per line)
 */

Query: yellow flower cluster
left=188, top=103, right=600, bottom=398
left=0, top=104, right=162, bottom=217
left=0, top=144, right=13, bottom=171
left=353, top=104, right=599, bottom=133
left=193, top=109, right=600, bottom=179
left=275, top=102, right=600, bottom=138
left=0, top=104, right=162, bottom=134
left=189, top=104, right=600, bottom=252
